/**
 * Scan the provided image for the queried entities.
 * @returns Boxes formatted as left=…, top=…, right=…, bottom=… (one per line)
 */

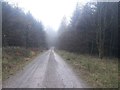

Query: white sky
left=6, top=0, right=88, bottom=31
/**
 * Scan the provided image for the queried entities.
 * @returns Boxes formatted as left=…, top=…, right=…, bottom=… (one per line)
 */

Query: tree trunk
left=98, top=45, right=104, bottom=59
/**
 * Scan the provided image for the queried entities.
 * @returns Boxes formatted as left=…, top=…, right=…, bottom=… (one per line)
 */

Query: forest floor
left=57, top=50, right=118, bottom=88
left=2, top=47, right=44, bottom=80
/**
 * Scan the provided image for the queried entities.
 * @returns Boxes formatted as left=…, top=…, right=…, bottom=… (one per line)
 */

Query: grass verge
left=57, top=50, right=118, bottom=88
left=2, top=47, right=43, bottom=80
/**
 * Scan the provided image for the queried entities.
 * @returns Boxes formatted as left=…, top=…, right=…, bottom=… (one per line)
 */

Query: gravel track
left=3, top=49, right=87, bottom=88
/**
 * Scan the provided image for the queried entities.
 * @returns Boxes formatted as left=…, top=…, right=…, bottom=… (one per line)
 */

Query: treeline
left=2, top=2, right=46, bottom=48
left=57, top=2, right=118, bottom=59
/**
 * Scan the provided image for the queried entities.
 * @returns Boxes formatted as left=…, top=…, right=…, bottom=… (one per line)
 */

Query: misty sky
left=6, top=0, right=89, bottom=31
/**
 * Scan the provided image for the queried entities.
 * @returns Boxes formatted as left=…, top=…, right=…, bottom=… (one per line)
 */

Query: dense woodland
left=2, top=2, right=119, bottom=59
left=2, top=2, right=47, bottom=49
left=57, top=2, right=119, bottom=59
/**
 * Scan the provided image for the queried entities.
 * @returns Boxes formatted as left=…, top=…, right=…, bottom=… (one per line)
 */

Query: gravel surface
left=3, top=49, right=87, bottom=88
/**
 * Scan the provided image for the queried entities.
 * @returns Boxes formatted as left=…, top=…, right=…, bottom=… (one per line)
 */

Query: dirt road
left=3, top=49, right=87, bottom=88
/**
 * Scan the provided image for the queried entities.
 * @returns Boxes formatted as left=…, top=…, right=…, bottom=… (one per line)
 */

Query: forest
left=1, top=1, right=119, bottom=88
left=57, top=2, right=119, bottom=59
left=2, top=2, right=119, bottom=59
left=2, top=2, right=47, bottom=49
left=56, top=2, right=119, bottom=87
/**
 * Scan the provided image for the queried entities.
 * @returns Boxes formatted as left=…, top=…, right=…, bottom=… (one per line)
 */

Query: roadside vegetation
left=2, top=47, right=43, bottom=80
left=57, top=50, right=118, bottom=88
